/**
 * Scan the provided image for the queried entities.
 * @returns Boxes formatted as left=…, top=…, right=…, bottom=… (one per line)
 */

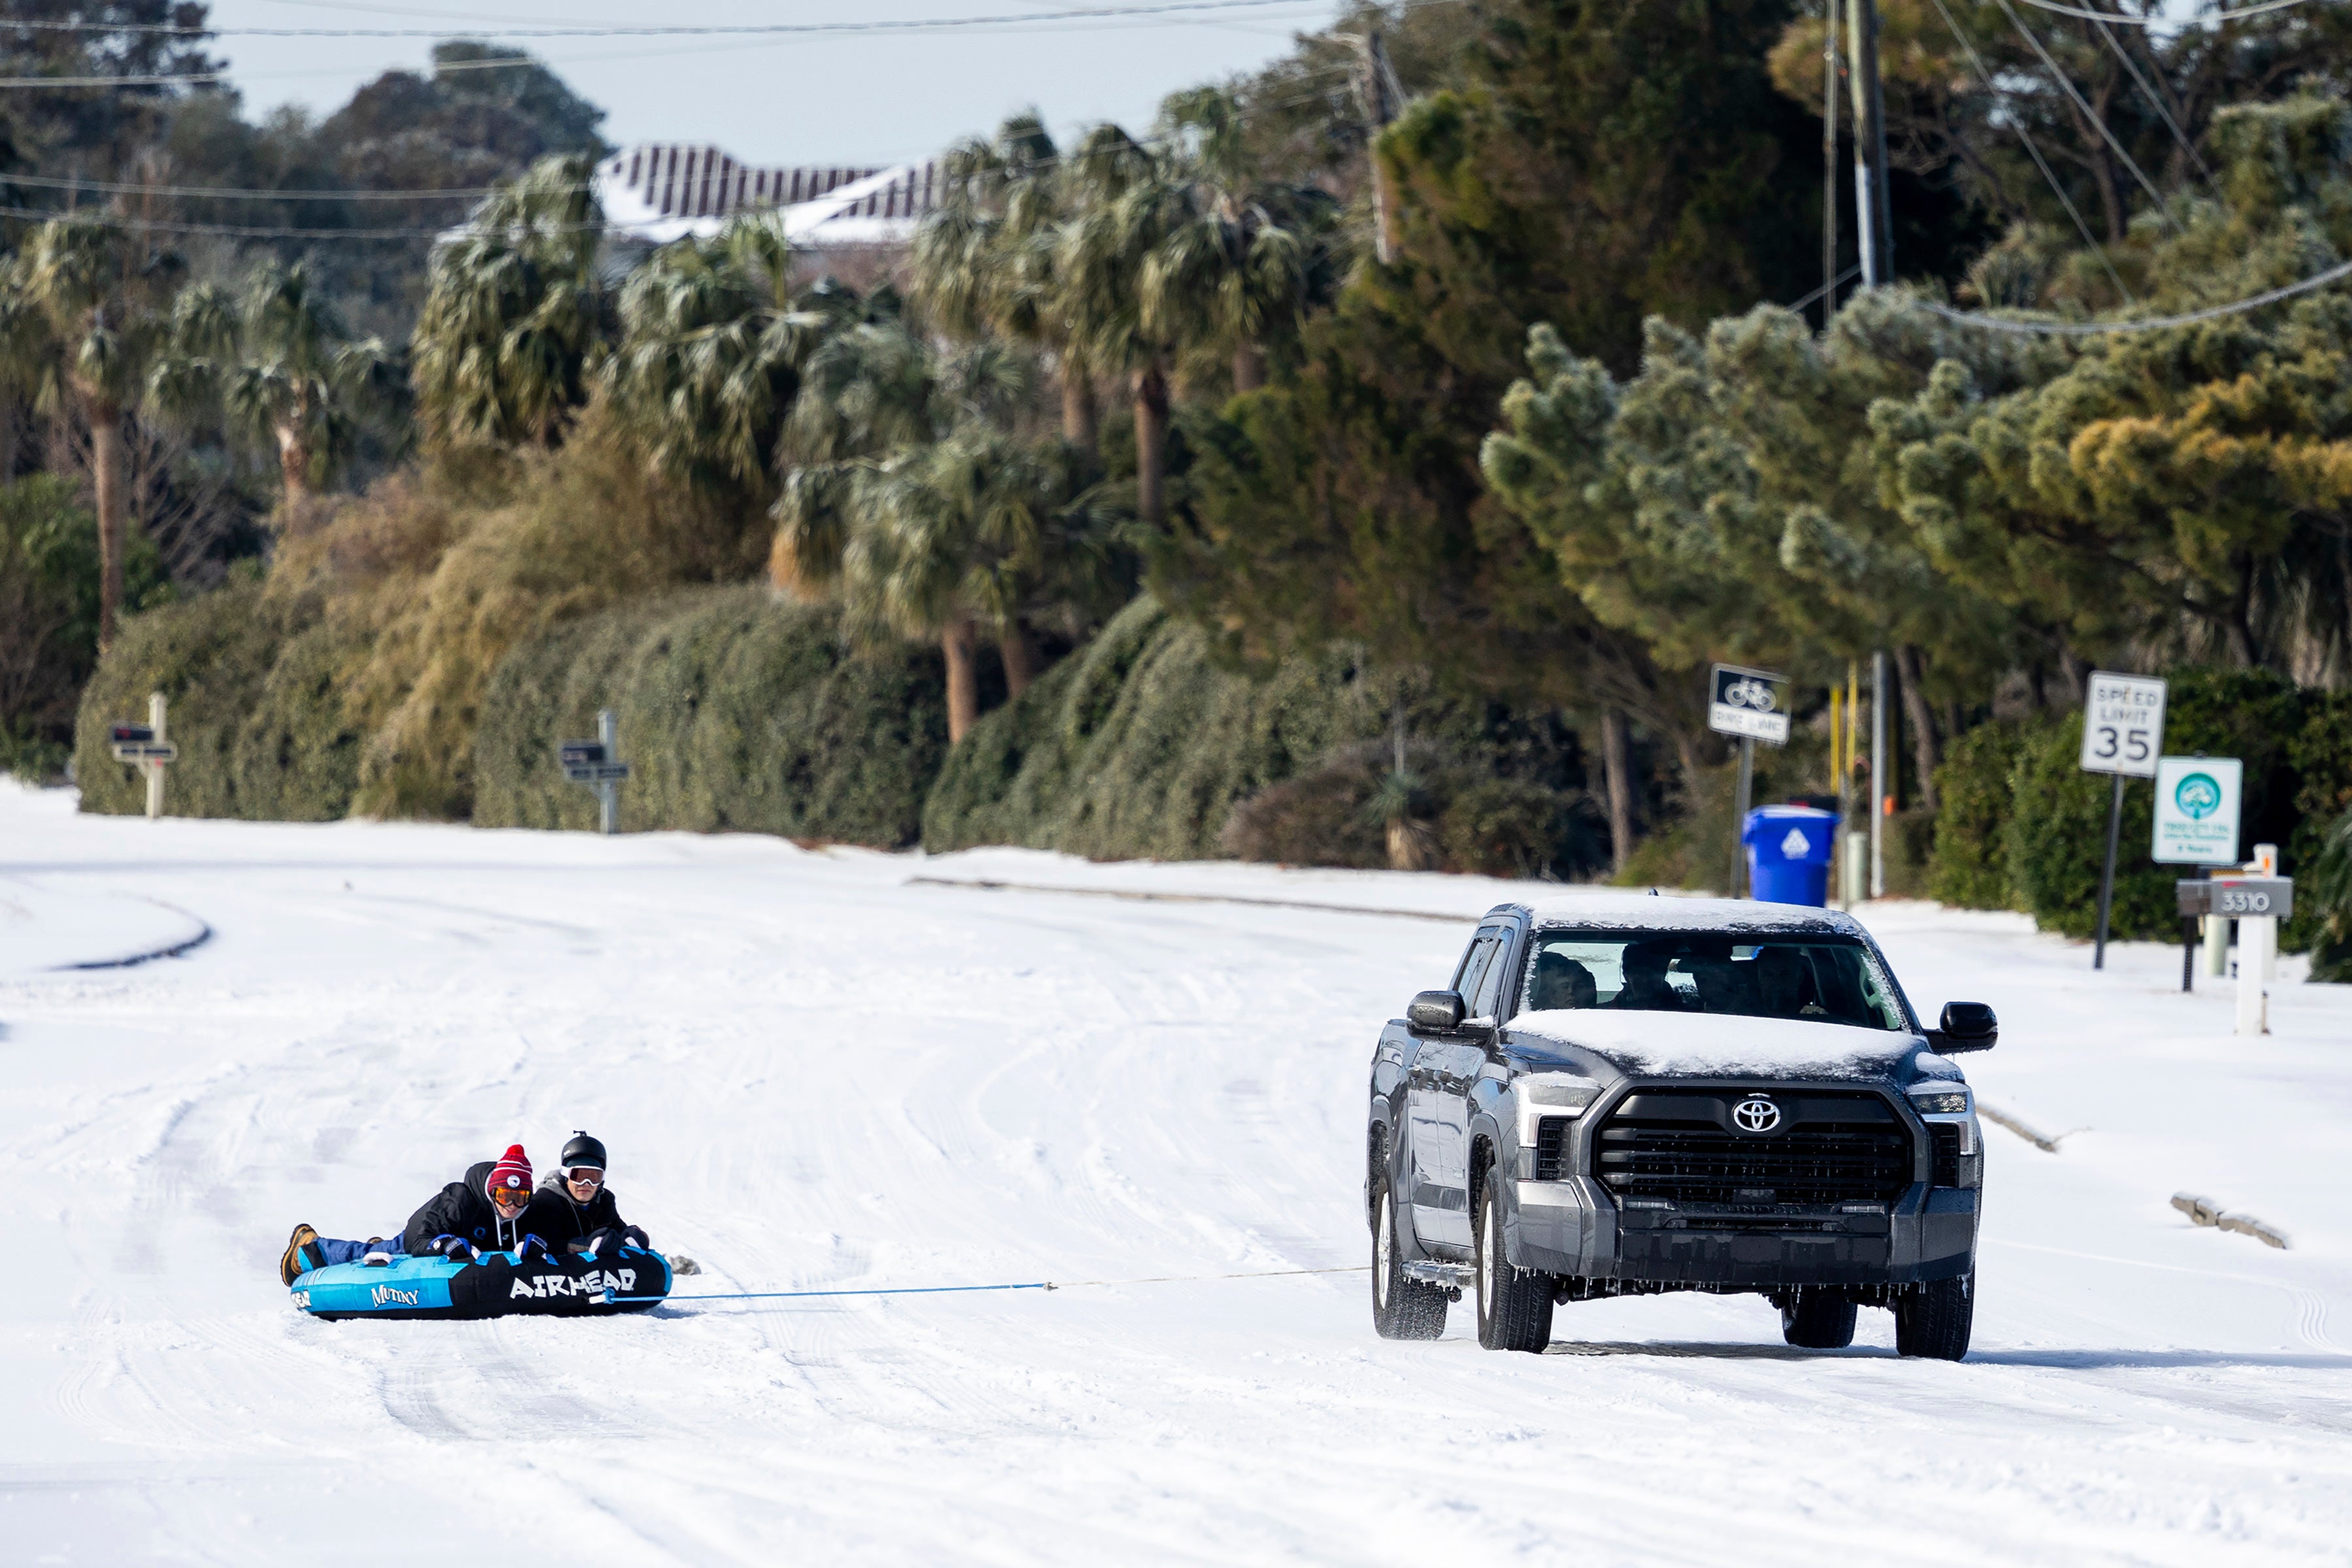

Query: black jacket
left=402, top=1160, right=532, bottom=1256
left=525, top=1173, right=633, bottom=1250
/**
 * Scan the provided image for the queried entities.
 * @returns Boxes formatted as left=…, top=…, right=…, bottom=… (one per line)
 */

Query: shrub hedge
left=1929, top=668, right=2352, bottom=947
left=72, top=577, right=368, bottom=821
left=472, top=587, right=947, bottom=844
left=922, top=598, right=1375, bottom=859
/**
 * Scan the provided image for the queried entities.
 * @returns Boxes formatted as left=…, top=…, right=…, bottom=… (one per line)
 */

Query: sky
left=202, top=0, right=1339, bottom=167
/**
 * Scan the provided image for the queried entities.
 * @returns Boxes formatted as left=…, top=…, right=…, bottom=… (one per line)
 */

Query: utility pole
left=1844, top=0, right=1895, bottom=287
left=1354, top=27, right=1405, bottom=265
left=1822, top=2, right=1841, bottom=327
left=1848, top=0, right=1895, bottom=899
left=1870, top=650, right=1889, bottom=898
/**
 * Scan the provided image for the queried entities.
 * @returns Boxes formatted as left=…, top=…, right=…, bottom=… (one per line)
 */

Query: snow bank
left=1512, top=1007, right=1919, bottom=1077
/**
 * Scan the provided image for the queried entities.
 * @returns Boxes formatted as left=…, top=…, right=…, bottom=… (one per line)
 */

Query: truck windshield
left=1518, top=930, right=1909, bottom=1032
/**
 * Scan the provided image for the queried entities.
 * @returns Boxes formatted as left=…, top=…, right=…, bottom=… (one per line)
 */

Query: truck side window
left=1470, top=933, right=1512, bottom=1020
left=1454, top=932, right=1499, bottom=1010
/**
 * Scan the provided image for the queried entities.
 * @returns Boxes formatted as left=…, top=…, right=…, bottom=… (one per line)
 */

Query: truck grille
left=1595, top=1088, right=1912, bottom=1205
left=1929, top=1122, right=1963, bottom=1186
left=1535, top=1117, right=1570, bottom=1181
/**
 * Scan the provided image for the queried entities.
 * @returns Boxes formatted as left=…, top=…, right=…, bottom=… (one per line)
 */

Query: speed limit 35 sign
left=2081, top=672, right=2166, bottom=777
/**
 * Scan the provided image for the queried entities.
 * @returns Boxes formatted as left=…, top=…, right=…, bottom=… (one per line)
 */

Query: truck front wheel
left=1893, top=1270, right=1974, bottom=1360
left=1371, top=1176, right=1447, bottom=1340
left=1473, top=1168, right=1554, bottom=1353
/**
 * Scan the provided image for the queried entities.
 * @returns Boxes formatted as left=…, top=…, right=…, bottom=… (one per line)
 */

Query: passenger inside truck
left=1518, top=932, right=1907, bottom=1031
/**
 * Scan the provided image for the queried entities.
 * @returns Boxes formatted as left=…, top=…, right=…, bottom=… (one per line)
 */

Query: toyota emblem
left=1731, top=1096, right=1782, bottom=1134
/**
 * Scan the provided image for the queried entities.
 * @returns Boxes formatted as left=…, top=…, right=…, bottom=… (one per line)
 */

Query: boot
left=280, top=1224, right=321, bottom=1286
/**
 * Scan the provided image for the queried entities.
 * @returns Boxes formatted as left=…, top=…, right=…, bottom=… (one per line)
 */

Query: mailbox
left=2178, top=877, right=2293, bottom=921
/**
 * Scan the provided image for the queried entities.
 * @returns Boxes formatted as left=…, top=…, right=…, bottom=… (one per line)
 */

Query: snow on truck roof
left=1491, top=892, right=1865, bottom=937
left=1509, top=1008, right=1921, bottom=1076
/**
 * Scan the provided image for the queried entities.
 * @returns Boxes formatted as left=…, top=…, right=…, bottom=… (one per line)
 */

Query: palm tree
left=411, top=155, right=607, bottom=451
left=913, top=113, right=1102, bottom=452
left=603, top=215, right=835, bottom=504
left=770, top=316, right=945, bottom=602
left=1053, top=125, right=1188, bottom=533
left=772, top=319, right=1112, bottom=721
left=0, top=257, right=54, bottom=486
left=151, top=263, right=392, bottom=525
left=1148, top=86, right=1333, bottom=393
left=16, top=218, right=182, bottom=649
left=843, top=426, right=1106, bottom=741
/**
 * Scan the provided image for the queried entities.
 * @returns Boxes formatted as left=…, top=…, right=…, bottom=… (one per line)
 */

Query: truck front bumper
left=1510, top=1177, right=1977, bottom=1289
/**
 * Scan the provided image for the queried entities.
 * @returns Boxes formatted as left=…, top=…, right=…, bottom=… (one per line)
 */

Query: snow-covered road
left=4, top=781, right=2349, bottom=1565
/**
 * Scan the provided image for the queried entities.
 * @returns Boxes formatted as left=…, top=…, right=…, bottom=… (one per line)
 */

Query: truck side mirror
left=1407, top=990, right=1467, bottom=1034
left=1929, top=1001, right=1997, bottom=1053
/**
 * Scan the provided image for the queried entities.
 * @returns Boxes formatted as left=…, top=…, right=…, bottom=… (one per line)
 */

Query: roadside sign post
left=108, top=692, right=180, bottom=820
left=558, top=710, right=630, bottom=835
left=2079, top=672, right=2167, bottom=970
left=2152, top=756, right=2242, bottom=994
left=1708, top=664, right=1791, bottom=898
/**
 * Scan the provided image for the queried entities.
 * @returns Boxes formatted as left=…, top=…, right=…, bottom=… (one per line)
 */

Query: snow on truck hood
left=1509, top=1008, right=1922, bottom=1079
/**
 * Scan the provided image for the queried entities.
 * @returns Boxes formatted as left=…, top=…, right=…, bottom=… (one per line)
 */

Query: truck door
left=1410, top=926, right=1504, bottom=1250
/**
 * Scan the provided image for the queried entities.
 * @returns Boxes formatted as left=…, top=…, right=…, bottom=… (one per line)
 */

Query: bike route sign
left=2151, top=755, right=2242, bottom=865
left=2080, top=671, right=2166, bottom=777
left=1707, top=664, right=1790, bottom=745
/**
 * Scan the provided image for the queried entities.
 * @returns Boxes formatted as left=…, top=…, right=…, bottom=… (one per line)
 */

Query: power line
left=1925, top=255, right=2352, bottom=333
left=1921, top=0, right=2133, bottom=300
left=0, top=200, right=593, bottom=239
left=2, top=171, right=497, bottom=202
left=0, top=0, right=1355, bottom=41
left=2011, top=0, right=2312, bottom=24
left=2085, top=7, right=2221, bottom=201
left=1988, top=0, right=2186, bottom=235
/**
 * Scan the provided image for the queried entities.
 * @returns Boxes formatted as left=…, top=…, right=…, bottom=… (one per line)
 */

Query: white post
left=2201, top=914, right=2229, bottom=977
left=2235, top=915, right=2271, bottom=1037
left=145, top=691, right=167, bottom=821
left=2253, top=843, right=2280, bottom=983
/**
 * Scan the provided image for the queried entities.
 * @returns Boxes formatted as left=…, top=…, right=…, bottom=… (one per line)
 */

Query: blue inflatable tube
left=291, top=1245, right=672, bottom=1320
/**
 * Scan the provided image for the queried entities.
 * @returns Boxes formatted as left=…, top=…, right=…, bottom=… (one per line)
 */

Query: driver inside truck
left=1609, top=942, right=1682, bottom=1011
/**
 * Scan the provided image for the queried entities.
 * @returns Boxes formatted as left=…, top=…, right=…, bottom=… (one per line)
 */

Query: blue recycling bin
left=1743, top=805, right=1840, bottom=906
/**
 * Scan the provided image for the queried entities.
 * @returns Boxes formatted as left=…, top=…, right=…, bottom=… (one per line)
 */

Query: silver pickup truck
left=1365, top=894, right=1993, bottom=1359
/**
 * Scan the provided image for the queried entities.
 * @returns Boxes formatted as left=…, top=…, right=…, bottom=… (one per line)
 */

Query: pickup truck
left=1365, top=895, right=1993, bottom=1359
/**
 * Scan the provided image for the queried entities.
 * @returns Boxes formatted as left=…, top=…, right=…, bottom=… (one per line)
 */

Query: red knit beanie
left=486, top=1144, right=532, bottom=1201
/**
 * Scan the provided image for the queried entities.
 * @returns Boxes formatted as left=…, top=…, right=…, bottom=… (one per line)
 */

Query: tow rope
left=611, top=1264, right=1367, bottom=1308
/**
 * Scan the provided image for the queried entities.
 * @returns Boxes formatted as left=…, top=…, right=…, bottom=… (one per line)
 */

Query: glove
left=622, top=1225, right=650, bottom=1251
left=516, top=1233, right=551, bottom=1261
left=582, top=1227, right=620, bottom=1259
left=438, top=1235, right=476, bottom=1261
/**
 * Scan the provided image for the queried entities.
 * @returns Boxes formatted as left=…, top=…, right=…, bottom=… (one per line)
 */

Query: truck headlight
left=1523, top=1077, right=1601, bottom=1113
left=1907, top=1083, right=1971, bottom=1115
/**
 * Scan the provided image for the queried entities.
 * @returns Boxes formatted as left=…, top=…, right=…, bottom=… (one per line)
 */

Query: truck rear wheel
left=1473, top=1169, right=1554, bottom=1353
left=1371, top=1177, right=1446, bottom=1340
left=1894, top=1270, right=1974, bottom=1360
left=1779, top=1290, right=1857, bottom=1349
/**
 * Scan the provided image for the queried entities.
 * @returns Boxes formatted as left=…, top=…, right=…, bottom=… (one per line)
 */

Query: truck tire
left=1473, top=1168, right=1554, bottom=1353
left=1371, top=1176, right=1447, bottom=1340
left=1893, top=1270, right=1974, bottom=1360
left=1779, top=1290, right=1857, bottom=1349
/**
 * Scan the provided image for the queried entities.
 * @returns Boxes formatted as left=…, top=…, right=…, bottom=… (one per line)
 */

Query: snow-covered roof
left=594, top=144, right=943, bottom=248
left=1498, top=892, right=1865, bottom=937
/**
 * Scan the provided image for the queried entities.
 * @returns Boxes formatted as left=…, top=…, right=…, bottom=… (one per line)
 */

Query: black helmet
left=560, top=1131, right=608, bottom=1171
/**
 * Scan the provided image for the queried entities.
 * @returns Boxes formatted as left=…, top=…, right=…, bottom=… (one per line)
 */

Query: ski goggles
left=489, top=1184, right=531, bottom=1209
left=563, top=1168, right=605, bottom=1187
